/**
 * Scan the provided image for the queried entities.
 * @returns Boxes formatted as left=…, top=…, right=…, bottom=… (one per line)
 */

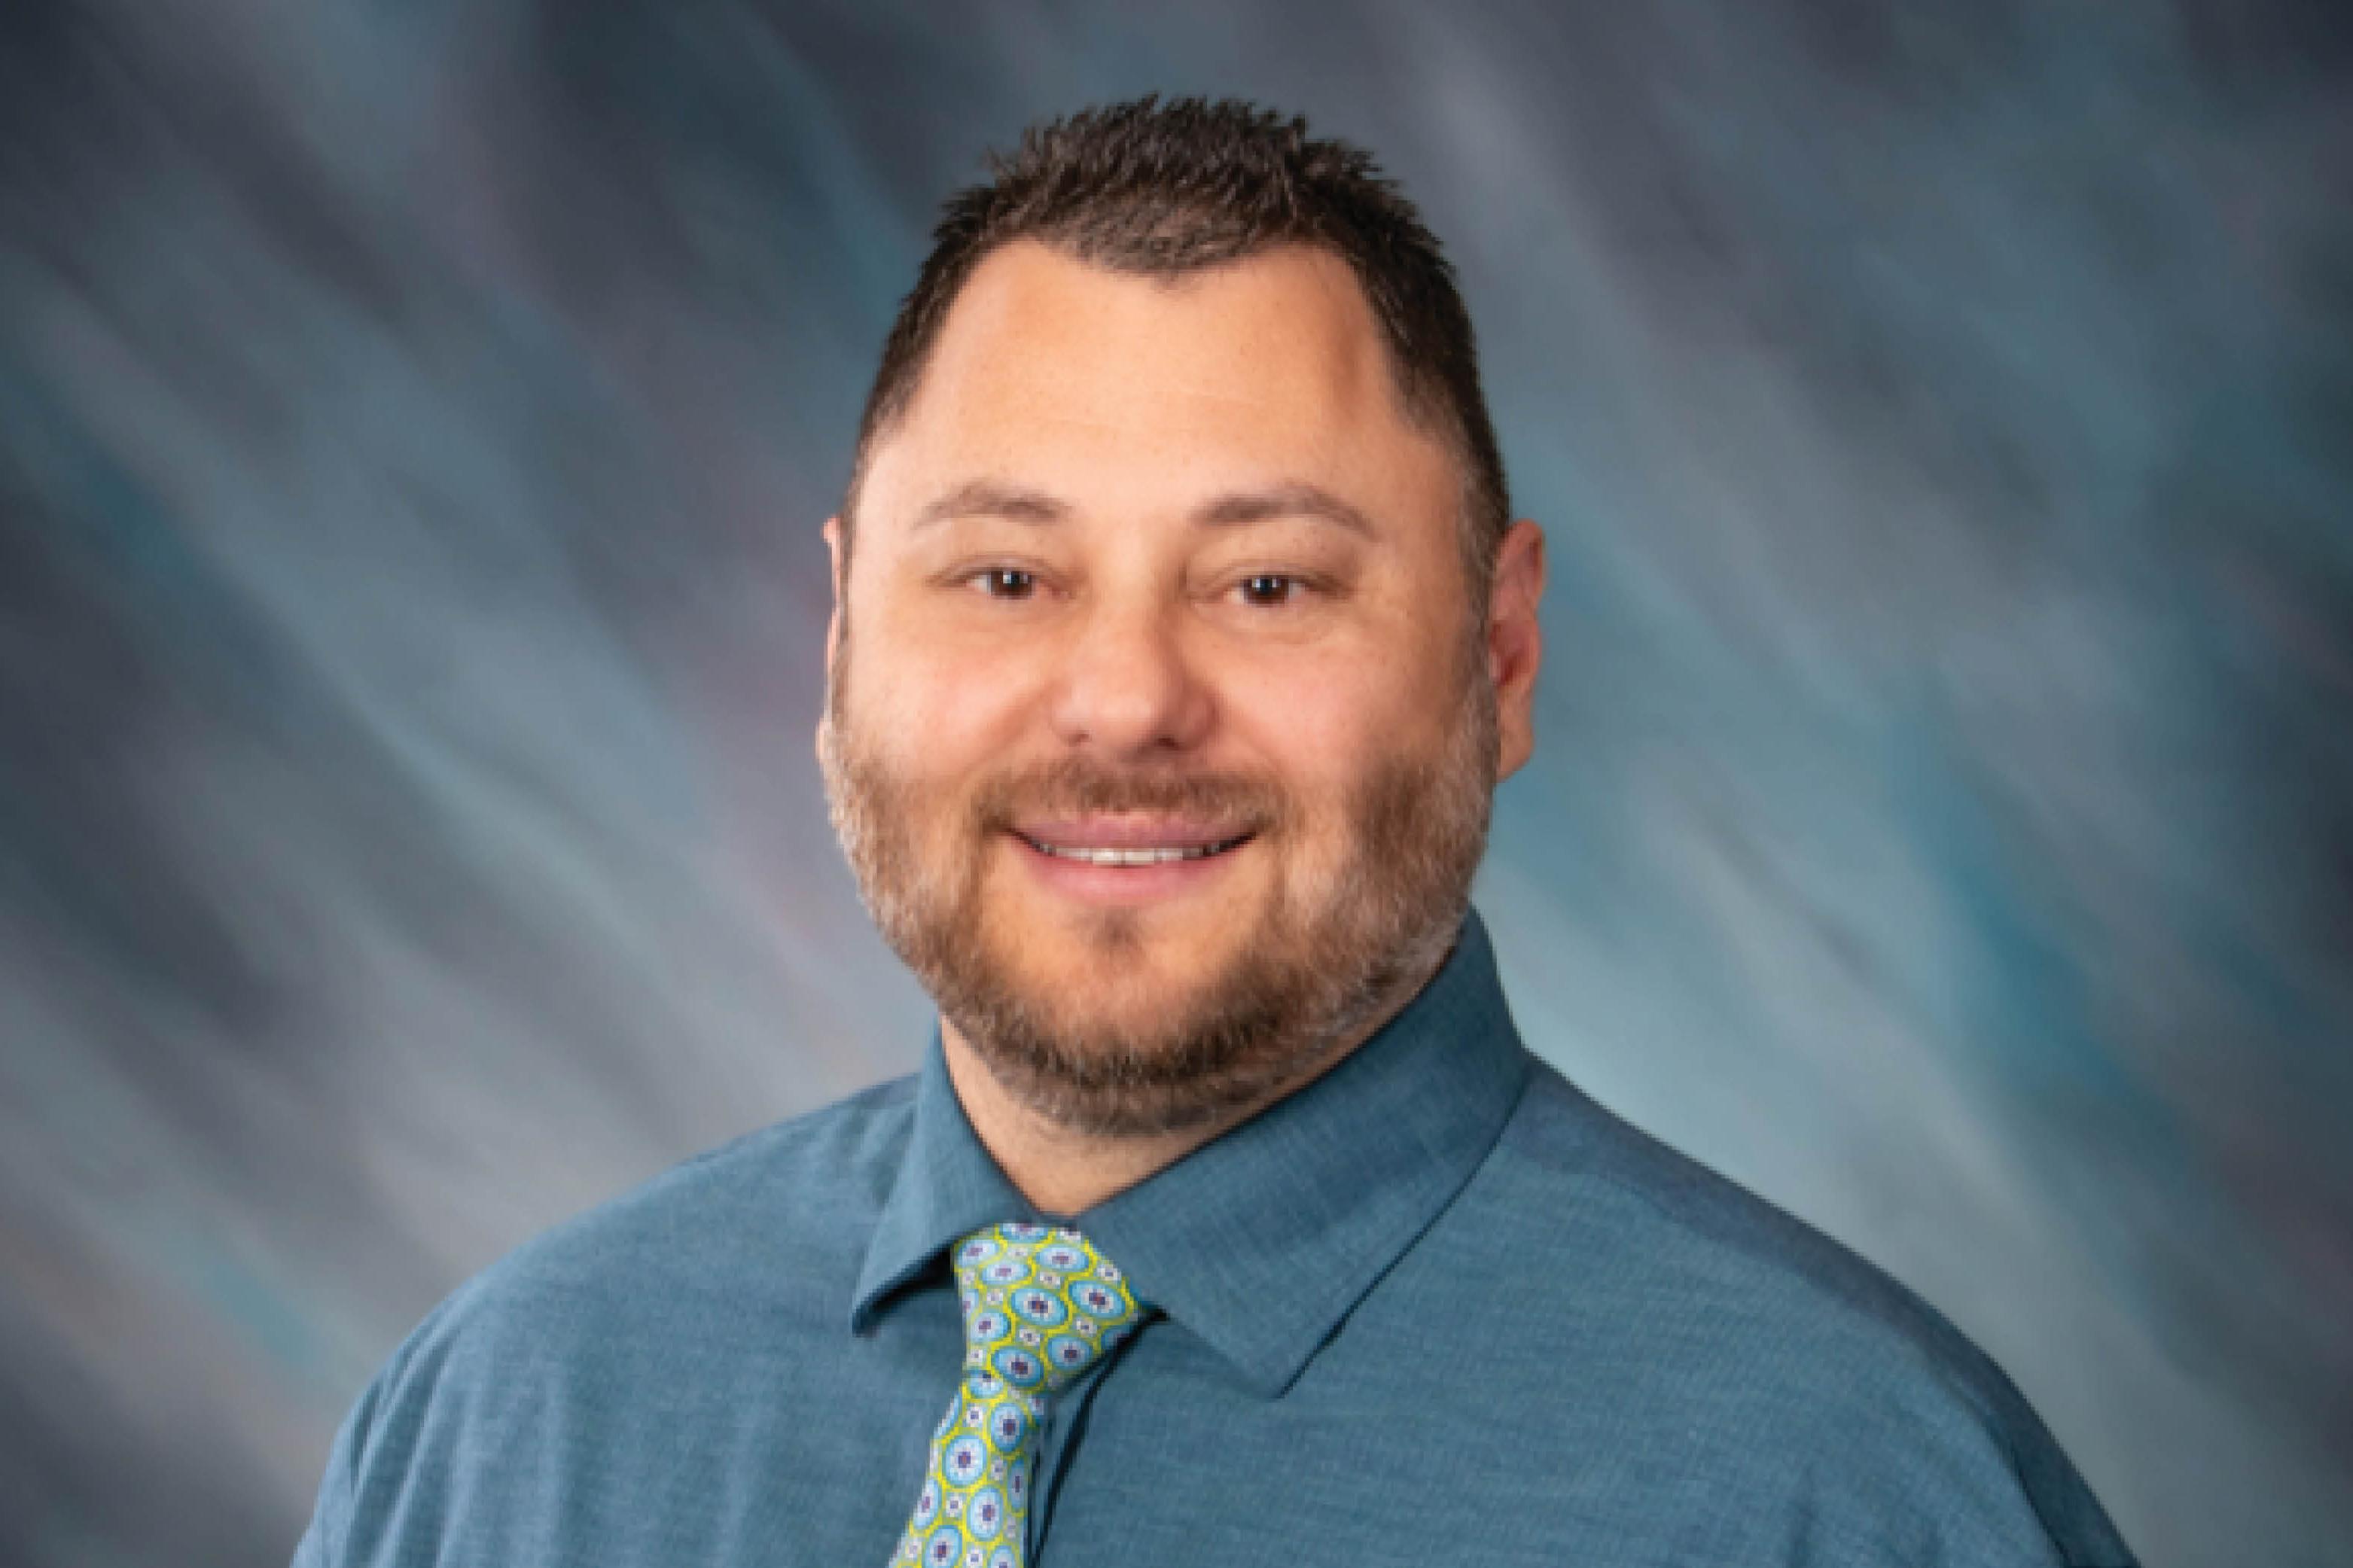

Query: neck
left=938, top=955, right=1448, bottom=1216
left=937, top=1023, right=1365, bottom=1216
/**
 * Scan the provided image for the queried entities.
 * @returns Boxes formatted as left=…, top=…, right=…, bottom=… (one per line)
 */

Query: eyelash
left=961, top=568, right=1319, bottom=608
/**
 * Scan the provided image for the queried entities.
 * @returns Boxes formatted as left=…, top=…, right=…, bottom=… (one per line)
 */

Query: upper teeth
left=1029, top=837, right=1245, bottom=866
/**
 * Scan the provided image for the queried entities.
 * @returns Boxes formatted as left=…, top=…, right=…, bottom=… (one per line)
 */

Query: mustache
left=969, top=757, right=1289, bottom=835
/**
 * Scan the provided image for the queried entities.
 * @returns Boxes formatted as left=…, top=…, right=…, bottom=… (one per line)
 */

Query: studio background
left=4, top=3, right=2348, bottom=1565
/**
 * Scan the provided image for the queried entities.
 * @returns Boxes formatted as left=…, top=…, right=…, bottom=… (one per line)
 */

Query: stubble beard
left=817, top=622, right=1498, bottom=1138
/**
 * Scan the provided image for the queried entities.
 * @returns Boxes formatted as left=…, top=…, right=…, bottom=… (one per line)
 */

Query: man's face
left=820, top=239, right=1513, bottom=1137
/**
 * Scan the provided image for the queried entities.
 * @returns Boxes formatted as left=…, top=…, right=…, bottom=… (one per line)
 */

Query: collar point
left=1239, top=1352, right=1316, bottom=1402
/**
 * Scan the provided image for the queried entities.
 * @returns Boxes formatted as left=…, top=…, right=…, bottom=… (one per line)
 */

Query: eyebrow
left=908, top=477, right=1379, bottom=540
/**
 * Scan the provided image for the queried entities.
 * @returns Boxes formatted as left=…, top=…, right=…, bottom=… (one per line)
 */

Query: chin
left=1049, top=898, right=1249, bottom=958
left=1014, top=940, right=1211, bottom=1016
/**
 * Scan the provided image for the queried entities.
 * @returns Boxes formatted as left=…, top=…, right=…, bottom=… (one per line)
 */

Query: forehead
left=861, top=239, right=1453, bottom=526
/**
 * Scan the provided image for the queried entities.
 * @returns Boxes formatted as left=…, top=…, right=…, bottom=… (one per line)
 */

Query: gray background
left=3, top=2, right=2348, bottom=1563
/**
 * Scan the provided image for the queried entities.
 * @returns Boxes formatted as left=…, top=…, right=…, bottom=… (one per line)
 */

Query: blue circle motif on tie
left=991, top=1345, right=1043, bottom=1387
left=1072, top=1280, right=1126, bottom=1322
left=987, top=1402, right=1027, bottom=1451
left=925, top=1525, right=962, bottom=1566
left=1044, top=1333, right=1094, bottom=1372
left=943, top=1435, right=987, bottom=1486
left=968, top=1485, right=1007, bottom=1541
left=989, top=1547, right=1017, bottom=1568
left=1009, top=1286, right=1068, bottom=1329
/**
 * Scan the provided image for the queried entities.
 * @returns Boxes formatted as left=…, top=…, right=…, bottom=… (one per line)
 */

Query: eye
left=1236, top=573, right=1304, bottom=607
left=970, top=567, right=1039, bottom=600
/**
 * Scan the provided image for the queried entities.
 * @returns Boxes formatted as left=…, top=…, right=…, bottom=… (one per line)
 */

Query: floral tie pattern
left=889, top=1222, right=1147, bottom=1567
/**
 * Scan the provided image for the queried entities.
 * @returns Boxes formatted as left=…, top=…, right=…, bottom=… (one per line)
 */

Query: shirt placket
left=1021, top=1325, right=1134, bottom=1565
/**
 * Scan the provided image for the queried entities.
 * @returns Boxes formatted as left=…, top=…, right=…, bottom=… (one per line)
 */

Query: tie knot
left=950, top=1222, right=1146, bottom=1398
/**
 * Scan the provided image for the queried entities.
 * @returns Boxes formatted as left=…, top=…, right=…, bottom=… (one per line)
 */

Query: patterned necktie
left=890, top=1222, right=1148, bottom=1568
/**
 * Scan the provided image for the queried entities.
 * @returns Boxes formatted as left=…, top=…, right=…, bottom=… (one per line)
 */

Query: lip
left=1005, top=827, right=1253, bottom=908
left=1013, top=814, right=1254, bottom=852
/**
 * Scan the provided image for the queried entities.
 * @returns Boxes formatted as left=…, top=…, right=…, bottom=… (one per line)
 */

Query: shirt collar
left=848, top=903, right=1532, bottom=1399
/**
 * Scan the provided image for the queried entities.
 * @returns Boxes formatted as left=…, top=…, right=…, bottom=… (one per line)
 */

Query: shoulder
left=1455, top=1061, right=2135, bottom=1564
left=300, top=1074, right=917, bottom=1561
left=1488, top=1064, right=2010, bottom=1384
left=443, top=1070, right=917, bottom=1341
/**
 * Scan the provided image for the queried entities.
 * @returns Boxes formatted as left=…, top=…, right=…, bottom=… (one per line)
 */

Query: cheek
left=1221, top=661, right=1410, bottom=805
left=847, top=625, right=1042, bottom=787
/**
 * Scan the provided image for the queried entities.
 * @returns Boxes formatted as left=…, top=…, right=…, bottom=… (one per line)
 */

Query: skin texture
left=818, top=238, right=1545, bottom=1215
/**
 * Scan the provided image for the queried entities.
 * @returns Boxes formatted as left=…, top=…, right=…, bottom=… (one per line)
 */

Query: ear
left=1486, top=519, right=1547, bottom=781
left=822, top=514, right=846, bottom=680
left=818, top=515, right=845, bottom=772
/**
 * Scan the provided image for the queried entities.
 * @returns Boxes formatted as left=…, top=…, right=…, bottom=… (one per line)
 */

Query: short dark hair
left=840, top=94, right=1511, bottom=613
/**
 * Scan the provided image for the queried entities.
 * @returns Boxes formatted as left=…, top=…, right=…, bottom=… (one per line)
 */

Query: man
left=293, top=96, right=2138, bottom=1566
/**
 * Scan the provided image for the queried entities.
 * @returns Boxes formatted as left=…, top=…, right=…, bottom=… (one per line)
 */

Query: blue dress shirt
left=292, top=905, right=2138, bottom=1565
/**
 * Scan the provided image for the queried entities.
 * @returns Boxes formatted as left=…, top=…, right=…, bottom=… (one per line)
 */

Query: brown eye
left=975, top=568, right=1038, bottom=599
left=1238, top=574, right=1297, bottom=607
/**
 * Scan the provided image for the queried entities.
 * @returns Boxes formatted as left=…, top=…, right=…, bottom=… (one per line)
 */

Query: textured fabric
left=290, top=904, right=2141, bottom=1566
left=892, top=1225, right=1147, bottom=1567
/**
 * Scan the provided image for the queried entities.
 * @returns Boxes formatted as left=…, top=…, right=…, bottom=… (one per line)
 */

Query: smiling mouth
left=1015, top=833, right=1254, bottom=866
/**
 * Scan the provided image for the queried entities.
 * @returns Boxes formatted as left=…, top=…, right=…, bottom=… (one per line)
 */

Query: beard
left=817, top=622, right=1498, bottom=1138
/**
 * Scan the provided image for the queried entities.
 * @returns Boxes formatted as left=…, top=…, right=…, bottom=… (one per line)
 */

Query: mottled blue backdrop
left=3, top=3, right=2348, bottom=1564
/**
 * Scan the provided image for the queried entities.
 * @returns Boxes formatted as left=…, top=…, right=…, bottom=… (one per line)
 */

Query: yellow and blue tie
left=890, top=1222, right=1148, bottom=1567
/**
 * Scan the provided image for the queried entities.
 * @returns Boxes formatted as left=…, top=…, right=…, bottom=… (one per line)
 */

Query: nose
left=1046, top=595, right=1213, bottom=757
